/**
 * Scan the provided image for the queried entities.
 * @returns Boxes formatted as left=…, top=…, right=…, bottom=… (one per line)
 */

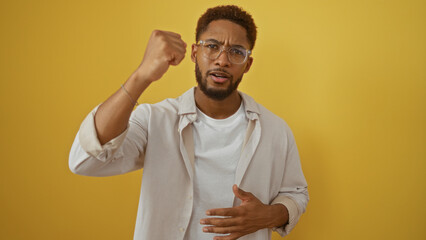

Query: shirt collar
left=177, top=87, right=261, bottom=121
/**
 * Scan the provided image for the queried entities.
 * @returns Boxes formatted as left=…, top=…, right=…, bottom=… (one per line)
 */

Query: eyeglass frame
left=196, top=39, right=252, bottom=64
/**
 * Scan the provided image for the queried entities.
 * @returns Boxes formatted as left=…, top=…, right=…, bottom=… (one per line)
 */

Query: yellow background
left=1, top=0, right=425, bottom=239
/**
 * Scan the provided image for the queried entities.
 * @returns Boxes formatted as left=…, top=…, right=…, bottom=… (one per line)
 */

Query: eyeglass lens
left=201, top=42, right=248, bottom=64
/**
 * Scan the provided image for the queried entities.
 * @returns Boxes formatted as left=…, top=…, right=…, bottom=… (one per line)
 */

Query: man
left=69, top=5, right=308, bottom=240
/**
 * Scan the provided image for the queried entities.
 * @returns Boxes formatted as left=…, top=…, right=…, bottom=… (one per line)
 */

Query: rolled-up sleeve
left=69, top=105, right=147, bottom=176
left=272, top=127, right=309, bottom=237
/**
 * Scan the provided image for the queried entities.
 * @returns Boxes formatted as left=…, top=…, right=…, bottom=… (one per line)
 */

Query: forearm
left=95, top=72, right=151, bottom=145
left=94, top=29, right=186, bottom=145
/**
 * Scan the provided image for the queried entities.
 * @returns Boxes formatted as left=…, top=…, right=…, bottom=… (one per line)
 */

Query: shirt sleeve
left=78, top=105, right=128, bottom=161
left=271, top=126, right=309, bottom=237
left=271, top=196, right=303, bottom=236
left=69, top=105, right=148, bottom=176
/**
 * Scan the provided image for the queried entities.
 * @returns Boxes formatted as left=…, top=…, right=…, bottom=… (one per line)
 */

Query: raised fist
left=135, top=30, right=187, bottom=83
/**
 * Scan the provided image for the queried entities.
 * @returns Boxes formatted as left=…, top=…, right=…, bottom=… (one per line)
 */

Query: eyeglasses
left=197, top=40, right=252, bottom=64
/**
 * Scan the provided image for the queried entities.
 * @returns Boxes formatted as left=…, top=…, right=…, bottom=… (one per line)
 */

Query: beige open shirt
left=69, top=87, right=309, bottom=240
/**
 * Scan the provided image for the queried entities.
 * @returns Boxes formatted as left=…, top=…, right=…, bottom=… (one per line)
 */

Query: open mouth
left=209, top=71, right=231, bottom=83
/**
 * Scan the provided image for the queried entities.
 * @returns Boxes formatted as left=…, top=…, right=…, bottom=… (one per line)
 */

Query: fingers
left=138, top=29, right=187, bottom=82
left=168, top=42, right=186, bottom=66
left=206, top=207, right=240, bottom=217
left=232, top=184, right=252, bottom=201
left=170, top=40, right=187, bottom=53
left=158, top=31, right=186, bottom=66
left=153, top=29, right=186, bottom=53
left=232, top=184, right=241, bottom=199
left=200, top=217, right=238, bottom=227
left=167, top=33, right=186, bottom=47
left=160, top=30, right=182, bottom=39
left=201, top=187, right=264, bottom=240
left=202, top=225, right=242, bottom=234
left=201, top=223, right=249, bottom=240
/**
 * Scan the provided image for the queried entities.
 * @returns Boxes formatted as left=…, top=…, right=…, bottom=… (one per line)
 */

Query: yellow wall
left=1, top=0, right=425, bottom=239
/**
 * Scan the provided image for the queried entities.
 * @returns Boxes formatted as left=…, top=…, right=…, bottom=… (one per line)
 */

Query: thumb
left=168, top=55, right=179, bottom=66
left=233, top=184, right=251, bottom=201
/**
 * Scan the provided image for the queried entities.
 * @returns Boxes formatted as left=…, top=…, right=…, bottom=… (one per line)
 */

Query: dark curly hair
left=196, top=5, right=257, bottom=49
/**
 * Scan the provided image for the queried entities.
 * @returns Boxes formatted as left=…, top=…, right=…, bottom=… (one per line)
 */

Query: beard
left=195, top=63, right=243, bottom=101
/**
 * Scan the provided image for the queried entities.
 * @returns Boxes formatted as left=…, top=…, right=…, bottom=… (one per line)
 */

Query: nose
left=214, top=48, right=231, bottom=67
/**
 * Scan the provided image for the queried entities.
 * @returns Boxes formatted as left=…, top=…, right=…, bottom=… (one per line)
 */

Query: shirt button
left=188, top=195, right=193, bottom=200
left=179, top=227, right=185, bottom=232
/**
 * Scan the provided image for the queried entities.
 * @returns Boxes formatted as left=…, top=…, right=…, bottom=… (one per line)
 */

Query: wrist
left=120, top=72, right=151, bottom=106
left=127, top=71, right=152, bottom=92
left=132, top=70, right=154, bottom=86
left=267, top=204, right=289, bottom=229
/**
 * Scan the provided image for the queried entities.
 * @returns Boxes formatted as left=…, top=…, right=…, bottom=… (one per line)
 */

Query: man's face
left=192, top=20, right=253, bottom=101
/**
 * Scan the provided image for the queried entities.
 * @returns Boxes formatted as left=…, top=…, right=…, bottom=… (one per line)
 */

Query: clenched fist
left=135, top=30, right=187, bottom=83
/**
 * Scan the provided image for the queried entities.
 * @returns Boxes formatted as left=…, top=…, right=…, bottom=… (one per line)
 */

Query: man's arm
left=94, top=30, right=187, bottom=145
left=69, top=30, right=187, bottom=176
left=200, top=127, right=309, bottom=239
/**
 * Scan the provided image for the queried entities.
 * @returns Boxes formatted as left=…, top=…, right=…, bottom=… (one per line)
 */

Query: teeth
left=212, top=73, right=227, bottom=78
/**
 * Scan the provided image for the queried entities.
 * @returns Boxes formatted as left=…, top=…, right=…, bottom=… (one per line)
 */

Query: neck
left=194, top=87, right=242, bottom=119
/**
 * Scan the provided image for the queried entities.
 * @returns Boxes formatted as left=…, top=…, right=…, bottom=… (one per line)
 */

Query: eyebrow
left=204, top=38, right=247, bottom=49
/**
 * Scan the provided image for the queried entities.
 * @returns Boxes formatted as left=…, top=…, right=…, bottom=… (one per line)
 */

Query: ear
left=191, top=44, right=198, bottom=63
left=243, top=57, right=253, bottom=73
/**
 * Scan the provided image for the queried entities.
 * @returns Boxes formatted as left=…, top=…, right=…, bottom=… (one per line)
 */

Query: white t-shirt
left=185, top=103, right=248, bottom=240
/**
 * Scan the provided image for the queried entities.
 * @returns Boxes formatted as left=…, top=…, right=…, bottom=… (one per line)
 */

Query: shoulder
left=132, top=97, right=179, bottom=117
left=241, top=92, right=289, bottom=127
left=241, top=92, right=294, bottom=138
left=258, top=103, right=293, bottom=135
left=131, top=88, right=194, bottom=121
